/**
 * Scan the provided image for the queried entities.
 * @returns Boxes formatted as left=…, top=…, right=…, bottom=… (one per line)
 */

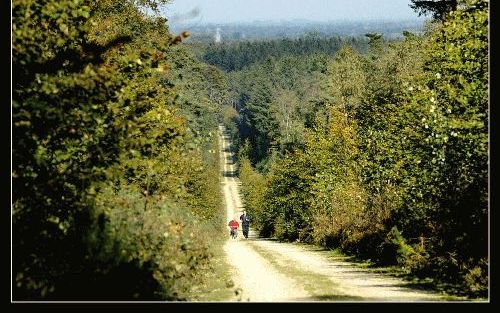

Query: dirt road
left=218, top=125, right=450, bottom=302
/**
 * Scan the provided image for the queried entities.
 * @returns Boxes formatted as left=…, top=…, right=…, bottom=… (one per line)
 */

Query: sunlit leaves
left=13, top=0, right=224, bottom=300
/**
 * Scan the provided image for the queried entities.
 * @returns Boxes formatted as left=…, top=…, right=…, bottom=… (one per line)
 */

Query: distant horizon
left=168, top=17, right=429, bottom=41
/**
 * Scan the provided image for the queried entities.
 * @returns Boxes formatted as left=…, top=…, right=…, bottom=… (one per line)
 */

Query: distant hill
left=169, top=19, right=429, bottom=43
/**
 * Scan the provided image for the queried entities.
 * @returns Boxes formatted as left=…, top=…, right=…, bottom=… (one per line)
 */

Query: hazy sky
left=162, top=0, right=426, bottom=24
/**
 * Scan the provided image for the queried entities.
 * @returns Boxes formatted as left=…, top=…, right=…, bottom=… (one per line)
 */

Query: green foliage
left=401, top=0, right=488, bottom=291
left=238, top=156, right=266, bottom=230
left=463, top=258, right=488, bottom=296
left=202, top=35, right=368, bottom=72
left=260, top=151, right=315, bottom=241
left=269, top=88, right=305, bottom=151
left=356, top=31, right=428, bottom=238
left=220, top=105, right=241, bottom=154
left=91, top=184, right=214, bottom=300
left=324, top=45, right=367, bottom=125
left=229, top=54, right=330, bottom=166
left=304, top=110, right=369, bottom=248
left=383, top=227, right=429, bottom=274
left=232, top=0, right=488, bottom=298
left=410, top=0, right=459, bottom=21
left=13, top=0, right=227, bottom=300
left=356, top=0, right=488, bottom=294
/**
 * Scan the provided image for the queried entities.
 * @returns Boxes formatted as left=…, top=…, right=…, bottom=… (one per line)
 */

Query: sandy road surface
left=218, top=125, right=448, bottom=302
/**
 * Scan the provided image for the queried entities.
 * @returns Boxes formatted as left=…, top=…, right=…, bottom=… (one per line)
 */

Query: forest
left=201, top=35, right=370, bottom=72
left=222, top=0, right=489, bottom=298
left=12, top=0, right=488, bottom=301
left=13, top=0, right=230, bottom=300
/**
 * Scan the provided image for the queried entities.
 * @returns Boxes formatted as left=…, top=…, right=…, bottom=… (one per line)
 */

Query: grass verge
left=186, top=236, right=237, bottom=302
left=299, top=244, right=474, bottom=301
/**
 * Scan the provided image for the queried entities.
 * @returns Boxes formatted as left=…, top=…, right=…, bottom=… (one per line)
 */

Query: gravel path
left=218, top=125, right=449, bottom=302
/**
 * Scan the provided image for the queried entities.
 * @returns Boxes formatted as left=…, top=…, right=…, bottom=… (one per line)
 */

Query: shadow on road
left=225, top=155, right=236, bottom=165
left=223, top=170, right=238, bottom=178
left=294, top=294, right=370, bottom=302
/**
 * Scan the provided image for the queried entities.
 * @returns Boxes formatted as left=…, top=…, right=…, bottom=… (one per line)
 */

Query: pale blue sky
left=162, top=0, right=426, bottom=23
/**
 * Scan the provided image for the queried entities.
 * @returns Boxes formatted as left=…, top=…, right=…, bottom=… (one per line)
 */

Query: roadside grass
left=260, top=238, right=482, bottom=302
left=187, top=236, right=236, bottom=302
left=287, top=242, right=477, bottom=302
left=187, top=132, right=246, bottom=302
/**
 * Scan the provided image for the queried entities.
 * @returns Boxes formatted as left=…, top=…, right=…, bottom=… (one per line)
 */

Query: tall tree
left=410, top=0, right=459, bottom=20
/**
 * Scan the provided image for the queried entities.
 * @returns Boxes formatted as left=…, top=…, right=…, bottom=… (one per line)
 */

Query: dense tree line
left=222, top=51, right=332, bottom=171
left=202, top=35, right=369, bottom=72
left=13, top=0, right=231, bottom=300
left=227, top=0, right=488, bottom=297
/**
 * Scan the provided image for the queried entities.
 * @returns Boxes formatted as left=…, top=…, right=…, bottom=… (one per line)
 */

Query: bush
left=382, top=227, right=429, bottom=273
left=463, top=258, right=488, bottom=296
left=92, top=184, right=214, bottom=300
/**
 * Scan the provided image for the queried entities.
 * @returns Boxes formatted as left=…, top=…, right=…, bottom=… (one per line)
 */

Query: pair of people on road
left=228, top=210, right=250, bottom=239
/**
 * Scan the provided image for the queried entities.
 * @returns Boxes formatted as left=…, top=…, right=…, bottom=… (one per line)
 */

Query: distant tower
left=215, top=27, right=222, bottom=43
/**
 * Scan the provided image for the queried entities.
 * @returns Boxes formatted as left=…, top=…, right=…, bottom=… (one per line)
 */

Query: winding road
left=218, top=125, right=450, bottom=302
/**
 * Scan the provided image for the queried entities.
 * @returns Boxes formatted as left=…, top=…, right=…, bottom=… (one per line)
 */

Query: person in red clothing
left=228, top=219, right=239, bottom=239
